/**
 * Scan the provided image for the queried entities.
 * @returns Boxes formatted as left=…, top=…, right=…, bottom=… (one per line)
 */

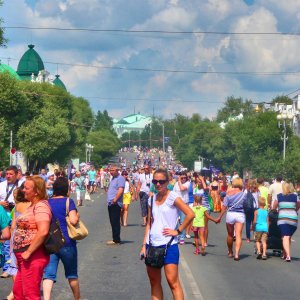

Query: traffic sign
left=11, top=148, right=16, bottom=154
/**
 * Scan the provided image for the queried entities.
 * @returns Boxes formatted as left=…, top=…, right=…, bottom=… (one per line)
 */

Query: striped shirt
left=277, top=193, right=298, bottom=227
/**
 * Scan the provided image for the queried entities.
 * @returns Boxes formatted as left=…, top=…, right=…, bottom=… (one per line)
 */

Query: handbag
left=44, top=218, right=66, bottom=254
left=34, top=201, right=66, bottom=254
left=84, top=192, right=91, bottom=201
left=144, top=196, right=174, bottom=269
left=66, top=198, right=88, bottom=240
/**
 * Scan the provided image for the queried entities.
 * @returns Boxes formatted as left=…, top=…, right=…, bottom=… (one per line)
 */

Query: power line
left=4, top=26, right=300, bottom=36
left=2, top=56, right=300, bottom=76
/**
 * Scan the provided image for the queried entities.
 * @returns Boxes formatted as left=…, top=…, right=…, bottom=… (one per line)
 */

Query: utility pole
left=9, top=130, right=12, bottom=165
left=162, top=123, right=165, bottom=153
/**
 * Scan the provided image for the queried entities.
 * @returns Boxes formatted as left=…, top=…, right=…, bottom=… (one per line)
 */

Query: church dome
left=0, top=62, right=20, bottom=79
left=17, top=44, right=45, bottom=79
left=53, top=74, right=67, bottom=90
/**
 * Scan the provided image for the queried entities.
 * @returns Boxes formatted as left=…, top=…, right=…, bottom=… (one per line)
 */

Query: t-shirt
left=107, top=175, right=125, bottom=207
left=0, top=180, right=21, bottom=204
left=147, top=191, right=179, bottom=246
left=48, top=197, right=77, bottom=247
left=223, top=191, right=245, bottom=213
left=0, top=205, right=10, bottom=231
left=173, top=181, right=190, bottom=204
left=259, top=186, right=270, bottom=209
left=88, top=170, right=97, bottom=182
left=255, top=208, right=268, bottom=232
left=192, top=206, right=207, bottom=227
left=138, top=173, right=153, bottom=193
left=74, top=177, right=85, bottom=191
left=13, top=200, right=52, bottom=252
left=269, top=182, right=283, bottom=202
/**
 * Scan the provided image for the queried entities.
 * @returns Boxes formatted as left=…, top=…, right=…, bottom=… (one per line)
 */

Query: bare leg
left=43, top=279, right=54, bottom=300
left=226, top=223, right=234, bottom=257
left=147, top=266, right=163, bottom=300
left=68, top=278, right=81, bottom=300
left=234, top=222, right=244, bottom=258
left=123, top=204, right=129, bottom=226
left=164, top=264, right=184, bottom=300
left=204, top=216, right=209, bottom=246
left=282, top=236, right=291, bottom=258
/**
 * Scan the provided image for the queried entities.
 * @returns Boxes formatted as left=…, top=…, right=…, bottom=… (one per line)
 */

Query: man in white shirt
left=269, top=175, right=283, bottom=209
left=136, top=165, right=153, bottom=226
left=0, top=165, right=21, bottom=278
left=173, top=172, right=190, bottom=244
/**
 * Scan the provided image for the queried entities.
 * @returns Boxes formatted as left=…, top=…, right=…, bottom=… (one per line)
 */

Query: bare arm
left=216, top=204, right=227, bottom=222
left=0, top=226, right=10, bottom=240
left=163, top=197, right=195, bottom=237
left=272, top=200, right=278, bottom=210
left=69, top=209, right=79, bottom=225
left=204, top=211, right=217, bottom=223
left=140, top=206, right=151, bottom=257
left=178, top=177, right=188, bottom=191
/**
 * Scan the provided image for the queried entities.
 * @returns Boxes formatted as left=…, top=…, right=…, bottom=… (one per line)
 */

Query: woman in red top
left=13, top=176, right=51, bottom=300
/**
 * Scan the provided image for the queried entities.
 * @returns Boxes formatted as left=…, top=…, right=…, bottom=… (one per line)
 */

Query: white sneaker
left=185, top=234, right=191, bottom=239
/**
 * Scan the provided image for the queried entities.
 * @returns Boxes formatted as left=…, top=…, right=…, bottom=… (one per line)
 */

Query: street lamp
left=85, top=143, right=94, bottom=163
left=277, top=109, right=293, bottom=160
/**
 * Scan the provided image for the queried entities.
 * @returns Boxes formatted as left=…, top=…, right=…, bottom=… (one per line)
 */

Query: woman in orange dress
left=210, top=177, right=221, bottom=212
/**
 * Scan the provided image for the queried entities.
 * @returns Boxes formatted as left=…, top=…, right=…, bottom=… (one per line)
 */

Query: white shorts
left=226, top=212, right=245, bottom=224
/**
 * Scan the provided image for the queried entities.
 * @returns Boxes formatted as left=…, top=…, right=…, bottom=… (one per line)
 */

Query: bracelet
left=177, top=229, right=182, bottom=235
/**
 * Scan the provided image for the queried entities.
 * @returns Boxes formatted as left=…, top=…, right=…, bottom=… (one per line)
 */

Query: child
left=191, top=195, right=218, bottom=256
left=253, top=196, right=269, bottom=260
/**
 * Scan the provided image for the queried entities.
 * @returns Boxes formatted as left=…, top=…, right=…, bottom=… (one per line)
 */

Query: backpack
left=243, top=191, right=255, bottom=214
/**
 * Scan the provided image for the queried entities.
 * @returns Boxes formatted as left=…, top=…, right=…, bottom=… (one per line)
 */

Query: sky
left=1, top=0, right=300, bottom=120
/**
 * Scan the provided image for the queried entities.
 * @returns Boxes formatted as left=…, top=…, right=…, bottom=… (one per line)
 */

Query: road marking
left=180, top=255, right=205, bottom=300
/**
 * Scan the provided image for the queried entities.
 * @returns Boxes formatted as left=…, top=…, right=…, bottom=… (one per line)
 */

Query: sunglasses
left=152, top=179, right=168, bottom=185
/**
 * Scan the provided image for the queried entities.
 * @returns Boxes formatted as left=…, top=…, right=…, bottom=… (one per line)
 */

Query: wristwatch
left=176, top=229, right=182, bottom=235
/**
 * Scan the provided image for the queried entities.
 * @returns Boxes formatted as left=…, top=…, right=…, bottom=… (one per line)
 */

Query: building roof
left=0, top=62, right=20, bottom=79
left=114, top=113, right=149, bottom=125
left=17, top=44, right=45, bottom=79
left=53, top=74, right=67, bottom=90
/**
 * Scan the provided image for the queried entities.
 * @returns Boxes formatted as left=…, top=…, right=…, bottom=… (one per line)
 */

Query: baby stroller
left=267, top=210, right=283, bottom=257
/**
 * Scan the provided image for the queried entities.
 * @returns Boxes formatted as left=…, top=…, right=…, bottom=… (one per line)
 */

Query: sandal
left=256, top=252, right=262, bottom=260
left=234, top=257, right=240, bottom=261
left=285, top=257, right=291, bottom=262
left=194, top=249, right=200, bottom=255
left=201, top=248, right=206, bottom=256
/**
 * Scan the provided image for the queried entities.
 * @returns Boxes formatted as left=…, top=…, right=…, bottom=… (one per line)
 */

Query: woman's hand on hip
left=162, top=228, right=178, bottom=237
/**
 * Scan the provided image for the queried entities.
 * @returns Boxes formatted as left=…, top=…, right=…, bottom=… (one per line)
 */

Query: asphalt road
left=1, top=190, right=300, bottom=300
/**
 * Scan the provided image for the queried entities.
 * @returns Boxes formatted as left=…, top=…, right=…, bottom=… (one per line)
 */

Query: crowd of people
left=1, top=158, right=300, bottom=300
left=0, top=166, right=84, bottom=300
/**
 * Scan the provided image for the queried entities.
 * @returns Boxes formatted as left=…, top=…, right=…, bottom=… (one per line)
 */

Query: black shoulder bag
left=145, top=196, right=174, bottom=269
left=34, top=201, right=66, bottom=254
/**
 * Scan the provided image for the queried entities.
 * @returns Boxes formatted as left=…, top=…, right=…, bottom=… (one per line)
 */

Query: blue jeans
left=2, top=240, right=10, bottom=272
left=43, top=246, right=78, bottom=282
left=245, top=211, right=254, bottom=239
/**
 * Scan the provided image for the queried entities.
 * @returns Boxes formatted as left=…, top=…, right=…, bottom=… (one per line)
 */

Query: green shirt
left=192, top=205, right=207, bottom=227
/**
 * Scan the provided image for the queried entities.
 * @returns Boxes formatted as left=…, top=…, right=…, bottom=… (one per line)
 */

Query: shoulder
left=166, top=191, right=179, bottom=206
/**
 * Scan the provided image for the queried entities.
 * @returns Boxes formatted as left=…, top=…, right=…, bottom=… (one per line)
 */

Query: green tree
left=87, top=130, right=121, bottom=165
left=216, top=96, right=253, bottom=123
left=94, top=110, right=114, bottom=132
left=0, top=1, right=7, bottom=47
left=271, top=95, right=293, bottom=105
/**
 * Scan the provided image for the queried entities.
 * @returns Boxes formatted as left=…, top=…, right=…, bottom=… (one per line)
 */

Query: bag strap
left=5, top=180, right=18, bottom=202
left=148, top=195, right=174, bottom=248
left=228, top=192, right=246, bottom=211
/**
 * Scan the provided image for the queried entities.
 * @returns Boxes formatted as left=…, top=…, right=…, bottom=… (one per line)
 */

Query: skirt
left=123, top=192, right=132, bottom=205
left=278, top=224, right=297, bottom=237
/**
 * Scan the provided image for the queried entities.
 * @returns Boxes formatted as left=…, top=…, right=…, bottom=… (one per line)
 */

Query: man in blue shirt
left=106, top=166, right=125, bottom=245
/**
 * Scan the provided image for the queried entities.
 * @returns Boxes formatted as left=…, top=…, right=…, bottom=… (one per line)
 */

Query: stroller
left=267, top=210, right=283, bottom=256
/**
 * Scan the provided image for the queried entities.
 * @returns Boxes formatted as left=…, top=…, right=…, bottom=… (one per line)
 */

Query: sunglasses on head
left=152, top=179, right=168, bottom=185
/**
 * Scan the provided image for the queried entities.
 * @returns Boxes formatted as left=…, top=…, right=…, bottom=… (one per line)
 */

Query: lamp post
left=277, top=109, right=293, bottom=160
left=85, top=143, right=94, bottom=163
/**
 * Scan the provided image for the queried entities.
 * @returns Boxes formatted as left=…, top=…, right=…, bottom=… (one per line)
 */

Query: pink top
left=13, top=200, right=51, bottom=252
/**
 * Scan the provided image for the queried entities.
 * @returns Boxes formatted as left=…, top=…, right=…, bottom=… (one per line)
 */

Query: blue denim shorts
left=146, top=243, right=179, bottom=265
left=43, top=246, right=78, bottom=282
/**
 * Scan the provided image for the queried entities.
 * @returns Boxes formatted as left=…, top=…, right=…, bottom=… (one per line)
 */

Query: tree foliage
left=0, top=1, right=7, bottom=47
left=0, top=73, right=118, bottom=169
